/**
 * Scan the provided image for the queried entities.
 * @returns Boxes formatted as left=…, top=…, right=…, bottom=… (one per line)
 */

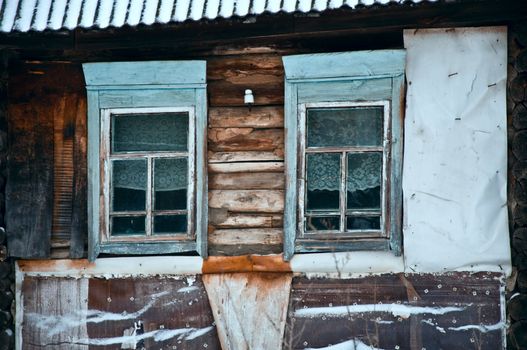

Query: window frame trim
left=282, top=50, right=405, bottom=261
left=100, top=106, right=196, bottom=243
left=297, top=100, right=391, bottom=239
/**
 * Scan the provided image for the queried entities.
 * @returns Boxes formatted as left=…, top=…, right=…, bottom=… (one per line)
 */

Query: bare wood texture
left=209, top=211, right=283, bottom=228
left=203, top=273, right=292, bottom=350
left=209, top=172, right=284, bottom=190
left=209, top=190, right=284, bottom=213
left=208, top=151, right=283, bottom=163
left=208, top=127, right=284, bottom=153
left=208, top=55, right=284, bottom=106
left=208, top=106, right=283, bottom=128
left=209, top=228, right=282, bottom=246
left=208, top=161, right=284, bottom=173
left=6, top=64, right=61, bottom=258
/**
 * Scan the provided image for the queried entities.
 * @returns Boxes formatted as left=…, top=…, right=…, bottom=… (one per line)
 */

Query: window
left=83, top=61, right=207, bottom=260
left=282, top=50, right=405, bottom=260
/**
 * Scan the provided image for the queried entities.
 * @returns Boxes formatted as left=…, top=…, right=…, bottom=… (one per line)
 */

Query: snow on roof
left=0, top=0, right=439, bottom=33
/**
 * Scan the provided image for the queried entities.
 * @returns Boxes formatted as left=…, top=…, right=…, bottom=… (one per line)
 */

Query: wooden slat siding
left=209, top=172, right=285, bottom=190
left=86, top=90, right=100, bottom=261
left=390, top=74, right=405, bottom=256
left=6, top=99, right=54, bottom=258
left=70, top=95, right=88, bottom=258
left=284, top=273, right=503, bottom=350
left=51, top=94, right=75, bottom=245
left=207, top=54, right=284, bottom=106
left=209, top=190, right=284, bottom=213
left=87, top=277, right=220, bottom=350
left=195, top=87, right=208, bottom=258
left=208, top=127, right=284, bottom=153
left=208, top=106, right=284, bottom=128
left=22, top=276, right=89, bottom=349
left=208, top=151, right=283, bottom=163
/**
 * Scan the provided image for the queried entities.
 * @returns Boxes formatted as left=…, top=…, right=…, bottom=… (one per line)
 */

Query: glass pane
left=347, top=153, right=382, bottom=210
left=111, top=216, right=146, bottom=235
left=305, top=216, right=340, bottom=232
left=154, top=158, right=188, bottom=210
left=112, top=112, right=189, bottom=152
left=112, top=159, right=147, bottom=212
left=154, top=215, right=187, bottom=234
left=346, top=216, right=381, bottom=230
left=306, top=153, right=340, bottom=210
left=307, top=107, right=383, bottom=147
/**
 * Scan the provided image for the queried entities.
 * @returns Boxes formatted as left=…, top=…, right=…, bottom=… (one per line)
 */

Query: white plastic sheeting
left=402, top=27, right=511, bottom=275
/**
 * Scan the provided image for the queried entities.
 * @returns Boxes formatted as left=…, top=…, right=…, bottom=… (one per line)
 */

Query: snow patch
left=294, top=304, right=466, bottom=319
left=448, top=322, right=504, bottom=333
left=304, top=339, right=383, bottom=350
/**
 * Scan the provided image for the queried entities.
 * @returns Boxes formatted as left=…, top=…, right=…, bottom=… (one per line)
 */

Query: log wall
left=507, top=21, right=527, bottom=350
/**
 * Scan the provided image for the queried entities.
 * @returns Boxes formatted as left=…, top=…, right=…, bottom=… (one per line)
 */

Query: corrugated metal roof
left=0, top=0, right=438, bottom=33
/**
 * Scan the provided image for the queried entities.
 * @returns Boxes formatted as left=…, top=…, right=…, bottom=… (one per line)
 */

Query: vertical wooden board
left=70, top=94, right=88, bottom=258
left=203, top=272, right=292, bottom=350
left=22, top=277, right=89, bottom=349
left=6, top=100, right=54, bottom=258
left=86, top=90, right=100, bottom=262
left=87, top=276, right=220, bottom=349
left=196, top=88, right=208, bottom=258
left=284, top=273, right=503, bottom=350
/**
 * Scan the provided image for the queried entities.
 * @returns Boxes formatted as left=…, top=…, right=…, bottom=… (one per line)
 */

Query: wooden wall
left=6, top=49, right=292, bottom=258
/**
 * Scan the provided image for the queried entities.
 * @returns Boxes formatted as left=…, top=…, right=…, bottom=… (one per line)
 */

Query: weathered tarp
left=403, top=27, right=511, bottom=274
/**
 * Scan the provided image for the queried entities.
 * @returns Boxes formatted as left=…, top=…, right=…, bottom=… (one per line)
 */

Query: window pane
left=305, top=216, right=340, bottom=232
left=347, top=153, right=382, bottom=210
left=306, top=153, right=340, bottom=210
left=154, top=215, right=187, bottom=234
left=307, top=107, right=383, bottom=147
left=111, top=216, right=146, bottom=235
left=112, top=159, right=147, bottom=212
left=346, top=216, right=381, bottom=230
left=154, top=158, right=188, bottom=210
left=112, top=112, right=189, bottom=152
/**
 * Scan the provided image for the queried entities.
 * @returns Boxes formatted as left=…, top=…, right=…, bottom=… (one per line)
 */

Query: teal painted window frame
left=282, top=50, right=405, bottom=260
left=83, top=61, right=208, bottom=261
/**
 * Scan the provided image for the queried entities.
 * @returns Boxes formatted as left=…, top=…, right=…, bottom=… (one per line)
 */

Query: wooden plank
left=208, top=161, right=284, bottom=173
left=83, top=61, right=206, bottom=86
left=285, top=273, right=504, bottom=350
left=86, top=90, right=100, bottom=262
left=297, top=77, right=393, bottom=103
left=203, top=273, right=292, bottom=350
left=195, top=87, right=209, bottom=258
left=209, top=172, right=285, bottom=190
left=283, top=81, right=298, bottom=261
left=87, top=277, right=220, bottom=349
left=70, top=94, right=88, bottom=258
left=282, top=50, right=406, bottom=80
left=209, top=210, right=283, bottom=228
left=208, top=106, right=283, bottom=128
left=6, top=100, right=54, bottom=258
left=209, top=190, right=284, bottom=213
left=21, top=277, right=88, bottom=349
left=209, top=228, right=283, bottom=246
left=208, top=151, right=283, bottom=163
left=208, top=127, right=284, bottom=153
left=207, top=54, right=284, bottom=107
left=98, top=89, right=196, bottom=108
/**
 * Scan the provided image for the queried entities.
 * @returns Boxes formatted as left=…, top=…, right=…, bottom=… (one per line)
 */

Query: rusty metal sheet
left=20, top=275, right=220, bottom=349
left=284, top=273, right=504, bottom=350
left=86, top=277, right=220, bottom=350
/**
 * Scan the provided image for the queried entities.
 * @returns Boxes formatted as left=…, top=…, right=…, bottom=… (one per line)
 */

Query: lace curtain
left=113, top=159, right=188, bottom=191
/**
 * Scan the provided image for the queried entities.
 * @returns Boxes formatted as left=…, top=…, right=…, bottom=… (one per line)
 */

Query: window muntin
left=101, top=107, right=195, bottom=243
left=298, top=101, right=390, bottom=238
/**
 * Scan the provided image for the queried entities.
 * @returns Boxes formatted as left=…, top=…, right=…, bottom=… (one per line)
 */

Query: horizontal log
left=209, top=228, right=283, bottom=246
left=209, top=190, right=284, bottom=213
left=208, top=127, right=284, bottom=152
left=513, top=104, right=527, bottom=130
left=208, top=151, right=283, bottom=163
left=513, top=131, right=527, bottom=161
left=209, top=172, right=285, bottom=190
left=209, top=106, right=283, bottom=128
left=209, top=209, right=283, bottom=228
left=209, top=161, right=284, bottom=173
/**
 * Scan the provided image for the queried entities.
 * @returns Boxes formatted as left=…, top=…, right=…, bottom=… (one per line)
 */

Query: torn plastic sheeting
left=402, top=27, right=511, bottom=275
